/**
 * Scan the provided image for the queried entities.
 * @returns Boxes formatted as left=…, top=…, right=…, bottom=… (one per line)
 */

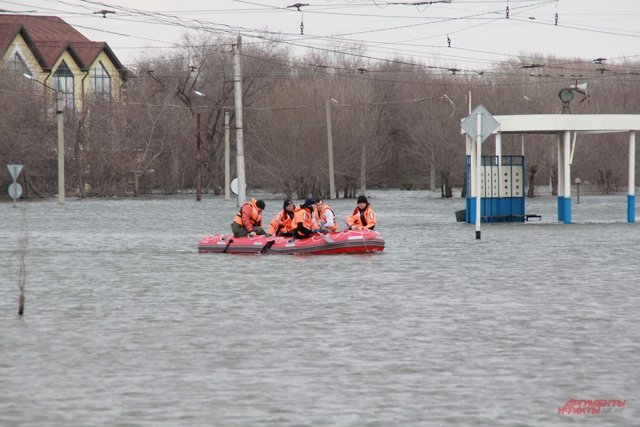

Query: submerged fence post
left=17, top=209, right=28, bottom=316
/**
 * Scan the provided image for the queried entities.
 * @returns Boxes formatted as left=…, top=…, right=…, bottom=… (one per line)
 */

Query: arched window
left=8, top=52, right=29, bottom=75
left=89, top=61, right=111, bottom=99
left=5, top=52, right=34, bottom=91
left=53, top=60, right=74, bottom=109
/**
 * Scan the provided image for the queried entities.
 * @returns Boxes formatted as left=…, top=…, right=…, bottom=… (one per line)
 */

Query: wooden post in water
left=18, top=292, right=25, bottom=316
left=18, top=209, right=28, bottom=316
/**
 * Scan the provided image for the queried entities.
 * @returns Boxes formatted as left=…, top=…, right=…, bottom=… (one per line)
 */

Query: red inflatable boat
left=198, top=229, right=385, bottom=255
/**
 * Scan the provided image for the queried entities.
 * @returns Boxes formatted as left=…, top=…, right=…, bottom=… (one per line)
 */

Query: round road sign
left=8, top=182, right=23, bottom=199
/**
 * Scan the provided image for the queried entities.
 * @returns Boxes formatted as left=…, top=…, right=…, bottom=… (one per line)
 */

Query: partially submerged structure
left=464, top=113, right=640, bottom=224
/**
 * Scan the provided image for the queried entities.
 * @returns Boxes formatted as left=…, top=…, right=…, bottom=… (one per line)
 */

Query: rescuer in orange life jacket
left=292, top=198, right=321, bottom=239
left=231, top=198, right=268, bottom=237
left=315, top=196, right=338, bottom=233
left=268, top=198, right=297, bottom=237
left=346, top=195, right=377, bottom=230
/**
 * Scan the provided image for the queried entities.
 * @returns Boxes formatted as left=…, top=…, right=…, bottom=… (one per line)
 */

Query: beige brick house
left=0, top=14, right=129, bottom=109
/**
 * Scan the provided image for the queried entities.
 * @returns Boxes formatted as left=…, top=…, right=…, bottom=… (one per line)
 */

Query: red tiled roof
left=0, top=14, right=127, bottom=77
left=0, top=22, right=24, bottom=53
left=0, top=15, right=89, bottom=43
left=70, top=41, right=108, bottom=68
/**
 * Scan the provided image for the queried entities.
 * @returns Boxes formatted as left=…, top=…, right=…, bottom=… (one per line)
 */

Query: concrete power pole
left=224, top=111, right=230, bottom=200
left=233, top=35, right=246, bottom=206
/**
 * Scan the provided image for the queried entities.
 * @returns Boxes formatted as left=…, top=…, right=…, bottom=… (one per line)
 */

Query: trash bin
left=455, top=209, right=466, bottom=222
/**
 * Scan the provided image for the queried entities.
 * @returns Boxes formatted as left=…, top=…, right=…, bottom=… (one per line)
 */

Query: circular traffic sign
left=558, top=88, right=574, bottom=103
left=8, top=182, right=23, bottom=199
left=230, top=178, right=238, bottom=195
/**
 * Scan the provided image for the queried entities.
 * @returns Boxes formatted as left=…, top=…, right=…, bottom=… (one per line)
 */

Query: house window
left=8, top=52, right=29, bottom=75
left=89, top=61, right=111, bottom=99
left=53, top=60, right=74, bottom=109
left=6, top=52, right=34, bottom=91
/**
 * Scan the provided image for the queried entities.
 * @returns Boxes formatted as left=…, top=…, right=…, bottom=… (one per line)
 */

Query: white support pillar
left=557, top=135, right=564, bottom=197
left=465, top=134, right=474, bottom=224
left=495, top=132, right=502, bottom=196
left=629, top=131, right=636, bottom=223
left=475, top=112, right=482, bottom=239
left=563, top=130, right=572, bottom=224
left=557, top=134, right=564, bottom=222
left=469, top=134, right=476, bottom=198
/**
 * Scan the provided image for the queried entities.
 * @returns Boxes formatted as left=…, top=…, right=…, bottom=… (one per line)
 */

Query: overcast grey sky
left=8, top=0, right=640, bottom=69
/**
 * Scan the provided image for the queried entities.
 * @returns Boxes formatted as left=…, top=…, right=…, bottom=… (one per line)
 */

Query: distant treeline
left=2, top=34, right=639, bottom=199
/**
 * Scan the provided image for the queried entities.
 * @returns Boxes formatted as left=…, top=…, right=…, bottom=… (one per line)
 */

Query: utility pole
left=24, top=74, right=65, bottom=203
left=325, top=97, right=337, bottom=199
left=360, top=141, right=366, bottom=195
left=196, top=112, right=202, bottom=201
left=55, top=91, right=65, bottom=204
left=232, top=35, right=246, bottom=206
left=224, top=111, right=230, bottom=200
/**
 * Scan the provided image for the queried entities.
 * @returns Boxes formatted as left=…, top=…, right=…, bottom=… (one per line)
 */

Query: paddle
left=260, top=238, right=277, bottom=254
left=312, top=229, right=335, bottom=243
left=222, top=236, right=234, bottom=253
left=320, top=234, right=334, bottom=243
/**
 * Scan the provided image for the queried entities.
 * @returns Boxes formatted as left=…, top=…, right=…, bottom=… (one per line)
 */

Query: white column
left=629, top=131, right=636, bottom=196
left=629, top=131, right=636, bottom=223
left=563, top=130, right=572, bottom=223
left=475, top=112, right=482, bottom=239
left=557, top=134, right=564, bottom=197
left=563, top=130, right=571, bottom=198
left=469, top=134, right=476, bottom=197
left=495, top=132, right=502, bottom=196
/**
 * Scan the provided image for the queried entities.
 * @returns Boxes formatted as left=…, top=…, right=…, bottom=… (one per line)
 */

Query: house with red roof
left=0, top=14, right=129, bottom=110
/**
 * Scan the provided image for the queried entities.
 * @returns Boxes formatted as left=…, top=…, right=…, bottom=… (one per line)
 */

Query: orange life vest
left=292, top=206, right=318, bottom=237
left=346, top=204, right=376, bottom=230
left=317, top=204, right=338, bottom=232
left=268, top=208, right=295, bottom=236
left=234, top=198, right=263, bottom=230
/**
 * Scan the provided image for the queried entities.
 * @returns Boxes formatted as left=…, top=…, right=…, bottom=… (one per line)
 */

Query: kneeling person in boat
left=232, top=198, right=268, bottom=237
left=268, top=198, right=297, bottom=237
left=315, top=197, right=338, bottom=233
left=292, top=198, right=321, bottom=239
left=346, top=195, right=377, bottom=230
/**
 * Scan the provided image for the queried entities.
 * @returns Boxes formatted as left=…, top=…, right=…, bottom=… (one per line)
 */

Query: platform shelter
left=464, top=114, right=640, bottom=224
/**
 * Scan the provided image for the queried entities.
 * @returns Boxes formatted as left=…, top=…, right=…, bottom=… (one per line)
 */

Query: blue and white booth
left=465, top=155, right=525, bottom=223
left=463, top=114, right=640, bottom=224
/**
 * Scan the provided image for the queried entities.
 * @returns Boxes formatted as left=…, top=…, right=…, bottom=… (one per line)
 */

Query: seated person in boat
left=268, top=198, right=297, bottom=237
left=346, top=195, right=377, bottom=231
left=315, top=196, right=338, bottom=233
left=231, top=198, right=268, bottom=237
left=292, top=198, right=321, bottom=239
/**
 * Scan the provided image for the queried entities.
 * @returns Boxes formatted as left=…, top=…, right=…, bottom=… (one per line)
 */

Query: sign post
left=461, top=106, right=499, bottom=239
left=7, top=164, right=23, bottom=207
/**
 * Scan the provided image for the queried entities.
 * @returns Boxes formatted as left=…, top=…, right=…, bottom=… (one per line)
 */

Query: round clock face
left=558, top=88, right=574, bottom=102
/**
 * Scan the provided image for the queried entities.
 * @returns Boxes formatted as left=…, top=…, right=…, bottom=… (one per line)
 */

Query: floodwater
left=1, top=190, right=638, bottom=426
